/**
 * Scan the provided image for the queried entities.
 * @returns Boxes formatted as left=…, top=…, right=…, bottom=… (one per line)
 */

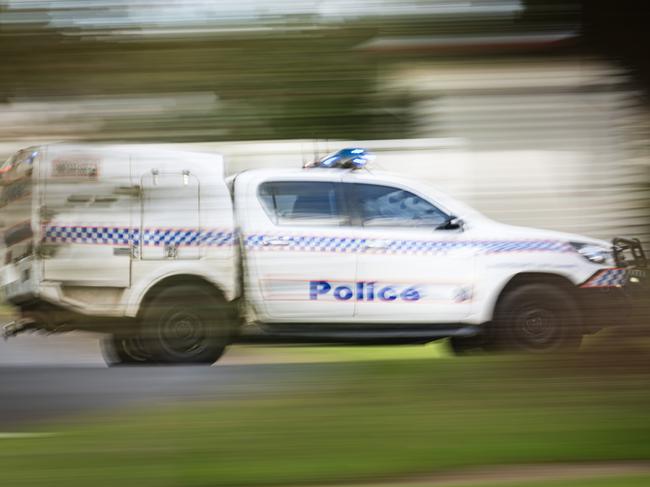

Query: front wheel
left=490, top=283, right=582, bottom=353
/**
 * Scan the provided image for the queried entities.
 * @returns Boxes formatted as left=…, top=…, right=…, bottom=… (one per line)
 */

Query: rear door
left=240, top=177, right=357, bottom=322
left=140, top=170, right=201, bottom=260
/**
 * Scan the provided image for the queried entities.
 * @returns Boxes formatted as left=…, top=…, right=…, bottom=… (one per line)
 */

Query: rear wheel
left=140, top=284, right=232, bottom=364
left=491, top=283, right=582, bottom=352
left=101, top=334, right=152, bottom=366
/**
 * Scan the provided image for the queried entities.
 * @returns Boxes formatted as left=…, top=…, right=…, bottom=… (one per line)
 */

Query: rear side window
left=258, top=181, right=348, bottom=226
left=3, top=221, right=32, bottom=247
left=351, top=183, right=448, bottom=228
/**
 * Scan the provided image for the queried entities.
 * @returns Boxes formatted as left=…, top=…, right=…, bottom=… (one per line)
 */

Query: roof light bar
left=306, top=148, right=374, bottom=169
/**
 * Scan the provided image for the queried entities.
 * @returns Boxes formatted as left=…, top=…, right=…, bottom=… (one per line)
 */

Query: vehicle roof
left=240, top=167, right=435, bottom=189
left=37, top=143, right=224, bottom=178
left=240, top=167, right=348, bottom=176
left=41, top=143, right=220, bottom=159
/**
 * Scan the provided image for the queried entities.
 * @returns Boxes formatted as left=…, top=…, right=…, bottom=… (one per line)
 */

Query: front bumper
left=577, top=274, right=647, bottom=332
left=577, top=238, right=648, bottom=333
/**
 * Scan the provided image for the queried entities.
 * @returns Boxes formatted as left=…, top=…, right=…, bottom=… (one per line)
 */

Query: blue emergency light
left=308, top=148, right=374, bottom=169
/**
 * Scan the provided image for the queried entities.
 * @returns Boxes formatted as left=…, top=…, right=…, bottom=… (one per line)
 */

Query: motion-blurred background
left=1, top=3, right=650, bottom=487
left=2, top=0, right=650, bottom=243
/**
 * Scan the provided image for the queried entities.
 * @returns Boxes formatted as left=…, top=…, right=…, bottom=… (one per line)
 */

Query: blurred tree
left=581, top=0, right=650, bottom=100
left=4, top=1, right=647, bottom=141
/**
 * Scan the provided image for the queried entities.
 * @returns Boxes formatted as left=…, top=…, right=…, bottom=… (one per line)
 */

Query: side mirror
left=436, top=216, right=464, bottom=231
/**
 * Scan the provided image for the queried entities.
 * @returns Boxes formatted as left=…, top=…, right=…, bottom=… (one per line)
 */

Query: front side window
left=352, top=183, right=448, bottom=228
left=258, top=181, right=348, bottom=226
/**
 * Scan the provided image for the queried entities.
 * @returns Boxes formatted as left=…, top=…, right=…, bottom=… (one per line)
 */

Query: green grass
left=0, top=357, right=648, bottom=487
left=383, top=476, right=650, bottom=487
left=226, top=342, right=452, bottom=363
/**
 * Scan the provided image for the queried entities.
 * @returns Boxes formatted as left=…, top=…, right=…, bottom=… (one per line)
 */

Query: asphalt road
left=0, top=333, right=327, bottom=430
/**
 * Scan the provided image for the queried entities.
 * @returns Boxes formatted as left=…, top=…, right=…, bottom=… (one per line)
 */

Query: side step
left=236, top=324, right=481, bottom=345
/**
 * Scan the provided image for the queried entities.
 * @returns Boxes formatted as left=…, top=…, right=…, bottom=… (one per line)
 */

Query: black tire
left=449, top=334, right=487, bottom=355
left=140, top=284, right=232, bottom=365
left=491, top=283, right=582, bottom=352
left=101, top=333, right=153, bottom=366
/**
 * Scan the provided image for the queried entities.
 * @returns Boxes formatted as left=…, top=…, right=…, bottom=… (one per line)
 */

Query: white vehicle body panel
left=40, top=145, right=134, bottom=287
left=1, top=144, right=237, bottom=319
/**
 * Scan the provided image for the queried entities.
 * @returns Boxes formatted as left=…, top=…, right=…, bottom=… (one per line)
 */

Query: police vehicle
left=0, top=144, right=646, bottom=364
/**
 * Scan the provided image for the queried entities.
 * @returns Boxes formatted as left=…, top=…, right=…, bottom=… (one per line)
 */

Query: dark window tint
left=259, top=181, right=348, bottom=226
left=3, top=221, right=33, bottom=247
left=352, top=183, right=448, bottom=228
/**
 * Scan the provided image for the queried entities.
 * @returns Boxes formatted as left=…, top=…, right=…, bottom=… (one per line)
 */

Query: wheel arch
left=134, top=274, right=230, bottom=320
left=490, top=272, right=580, bottom=321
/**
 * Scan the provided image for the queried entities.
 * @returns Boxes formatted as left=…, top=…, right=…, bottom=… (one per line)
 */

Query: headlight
left=570, top=242, right=615, bottom=266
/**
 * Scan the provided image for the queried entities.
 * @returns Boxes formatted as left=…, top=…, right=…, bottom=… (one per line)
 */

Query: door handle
left=263, top=238, right=292, bottom=247
left=363, top=240, right=389, bottom=249
left=113, top=247, right=131, bottom=256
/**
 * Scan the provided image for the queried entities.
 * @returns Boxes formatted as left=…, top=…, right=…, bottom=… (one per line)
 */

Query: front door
left=346, top=182, right=475, bottom=323
left=242, top=179, right=356, bottom=322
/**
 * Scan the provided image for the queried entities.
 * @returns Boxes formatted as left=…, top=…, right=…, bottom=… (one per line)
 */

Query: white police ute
left=0, top=144, right=646, bottom=364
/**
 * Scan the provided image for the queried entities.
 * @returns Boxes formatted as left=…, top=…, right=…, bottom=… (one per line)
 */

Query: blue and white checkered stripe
left=44, top=225, right=133, bottom=245
left=581, top=268, right=627, bottom=288
left=141, top=229, right=233, bottom=247
left=43, top=225, right=234, bottom=247
left=245, top=234, right=368, bottom=253
left=245, top=234, right=573, bottom=255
